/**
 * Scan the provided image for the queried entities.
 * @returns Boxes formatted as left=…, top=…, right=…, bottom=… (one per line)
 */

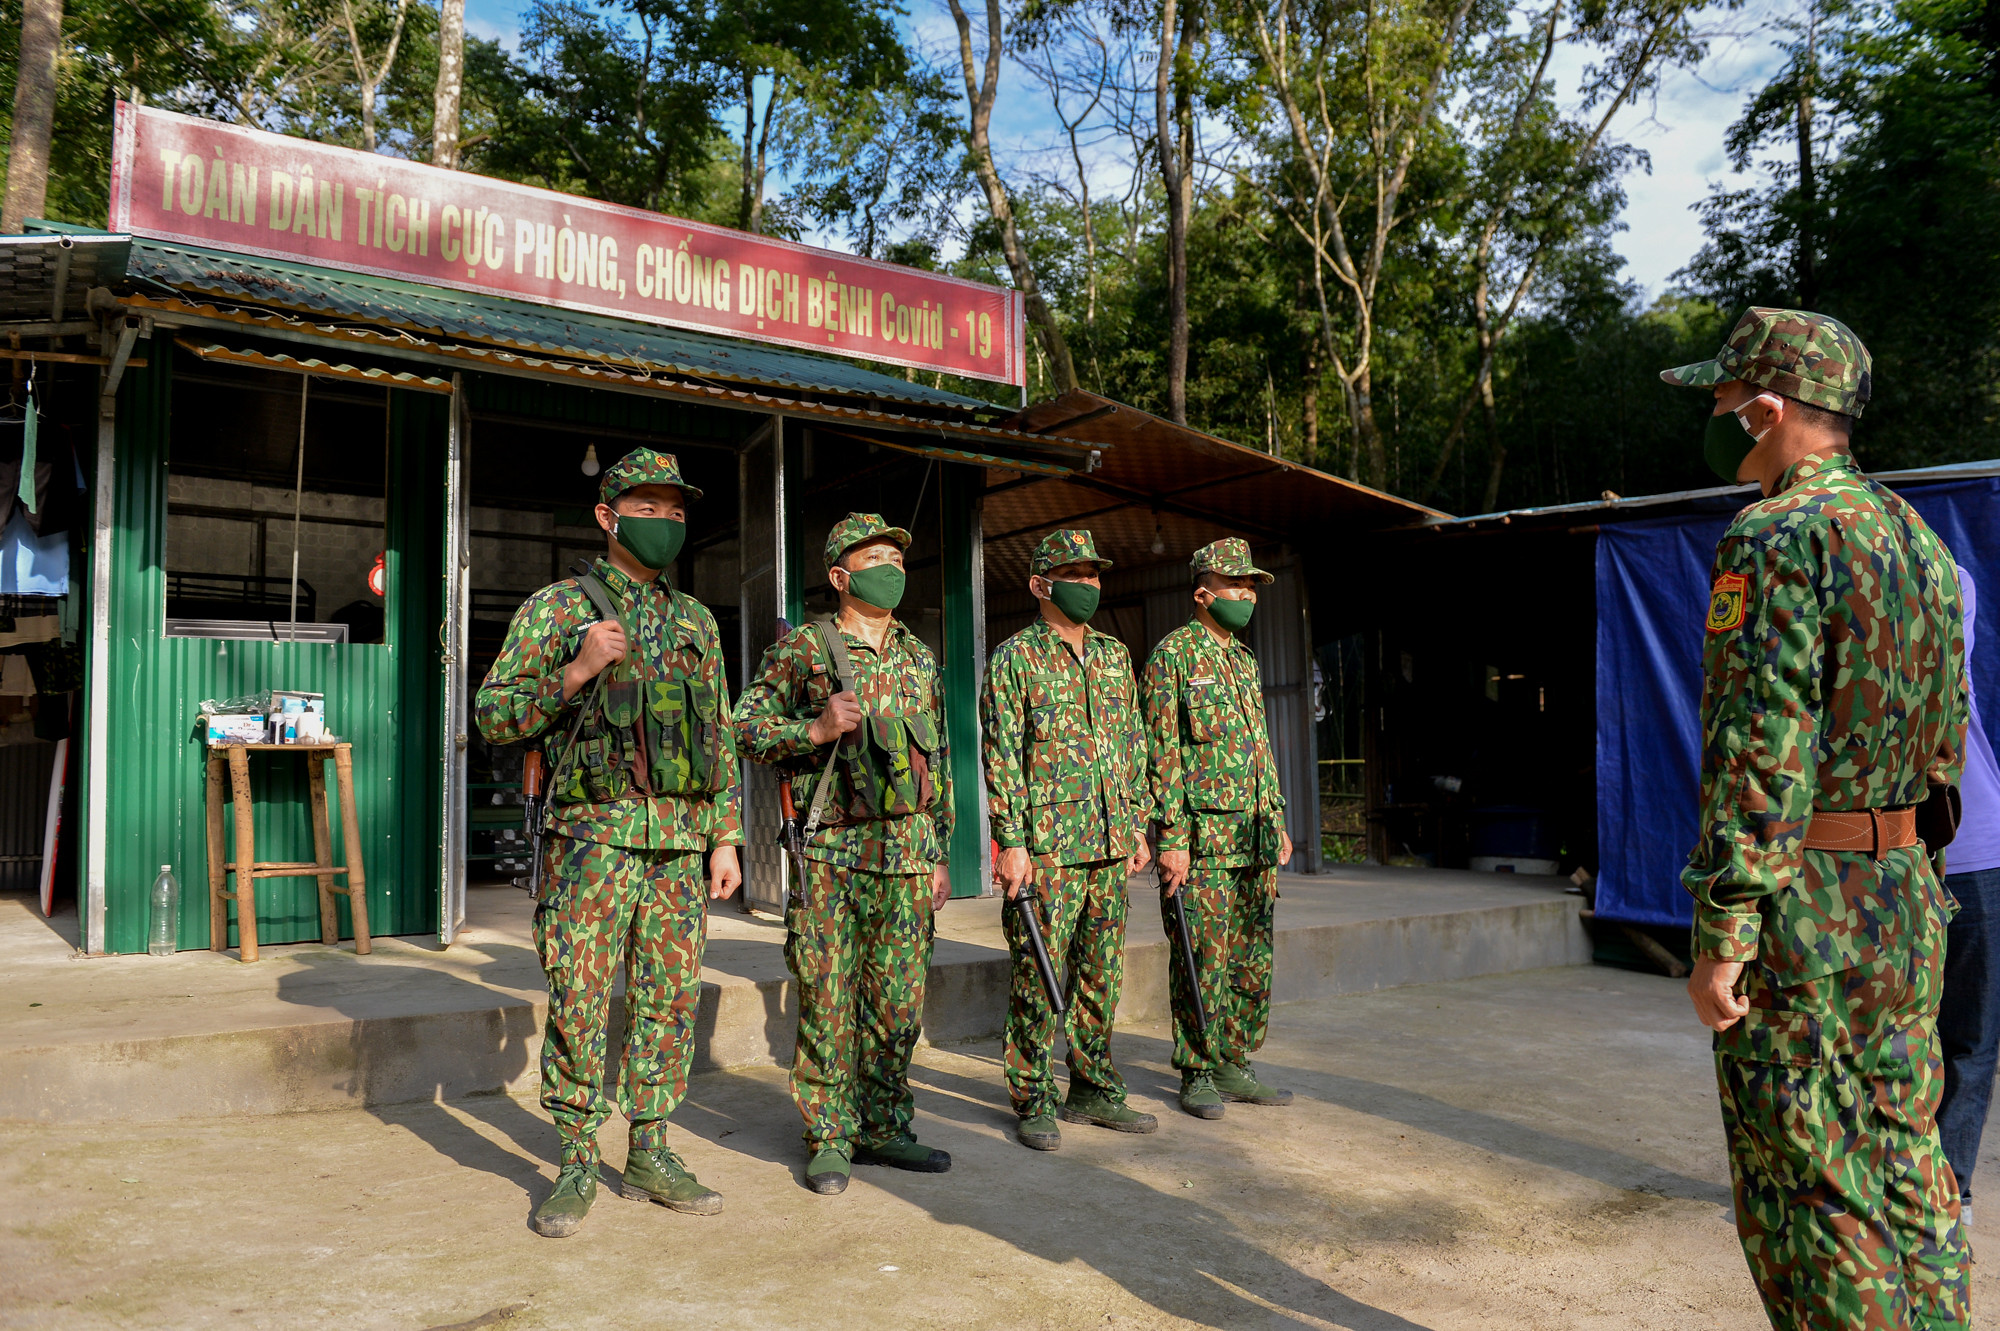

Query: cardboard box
left=205, top=714, right=267, bottom=745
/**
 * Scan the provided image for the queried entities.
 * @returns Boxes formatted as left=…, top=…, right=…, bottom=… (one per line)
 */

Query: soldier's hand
left=1688, top=957, right=1750, bottom=1031
left=1157, top=848, right=1190, bottom=896
left=707, top=845, right=742, bottom=900
left=1278, top=828, right=1293, bottom=867
left=1126, top=837, right=1152, bottom=875
left=563, top=620, right=629, bottom=699
left=930, top=864, right=953, bottom=910
left=996, top=846, right=1033, bottom=900
left=807, top=689, right=862, bottom=745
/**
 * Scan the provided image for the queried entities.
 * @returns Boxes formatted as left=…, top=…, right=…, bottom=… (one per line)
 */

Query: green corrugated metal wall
left=86, top=340, right=448, bottom=953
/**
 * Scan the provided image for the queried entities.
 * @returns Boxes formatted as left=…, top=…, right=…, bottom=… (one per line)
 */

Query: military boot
left=621, top=1146, right=723, bottom=1216
left=1179, top=1070, right=1225, bottom=1120
left=532, top=1161, right=599, bottom=1238
left=805, top=1145, right=851, bottom=1195
left=1060, top=1084, right=1159, bottom=1134
left=1016, top=1113, right=1061, bottom=1152
left=854, top=1135, right=953, bottom=1173
left=1213, top=1060, right=1294, bottom=1105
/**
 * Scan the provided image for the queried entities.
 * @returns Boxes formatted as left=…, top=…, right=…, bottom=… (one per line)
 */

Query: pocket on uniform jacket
left=1185, top=701, right=1227, bottom=743
left=1713, top=1007, right=1825, bottom=1068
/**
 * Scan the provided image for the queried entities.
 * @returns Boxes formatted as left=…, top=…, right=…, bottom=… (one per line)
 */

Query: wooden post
left=226, top=745, right=259, bottom=962
left=334, top=743, right=371, bottom=955
left=205, top=754, right=228, bottom=953
left=308, top=753, right=337, bottom=945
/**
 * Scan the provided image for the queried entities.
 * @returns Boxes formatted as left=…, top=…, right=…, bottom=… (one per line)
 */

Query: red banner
left=108, top=103, right=1025, bottom=387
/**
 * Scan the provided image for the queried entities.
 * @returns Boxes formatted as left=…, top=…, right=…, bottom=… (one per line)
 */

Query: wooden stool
left=203, top=741, right=371, bottom=963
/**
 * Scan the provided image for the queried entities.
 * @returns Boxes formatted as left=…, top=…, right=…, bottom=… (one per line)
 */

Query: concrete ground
left=9, top=965, right=1991, bottom=1330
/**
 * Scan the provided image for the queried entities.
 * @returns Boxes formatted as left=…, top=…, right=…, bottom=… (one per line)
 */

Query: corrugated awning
left=117, top=234, right=997, bottom=414
left=984, top=390, right=1446, bottom=582
left=0, top=232, right=131, bottom=328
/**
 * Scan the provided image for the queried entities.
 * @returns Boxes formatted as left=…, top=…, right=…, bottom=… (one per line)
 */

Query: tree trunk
left=4, top=0, right=63, bottom=233
left=737, top=72, right=757, bottom=232
left=1156, top=0, right=1194, bottom=425
left=1477, top=335, right=1504, bottom=510
left=1355, top=370, right=1386, bottom=489
left=1303, top=347, right=1318, bottom=464
left=947, top=0, right=1077, bottom=393
left=1795, top=18, right=1818, bottom=306
left=431, top=0, right=464, bottom=168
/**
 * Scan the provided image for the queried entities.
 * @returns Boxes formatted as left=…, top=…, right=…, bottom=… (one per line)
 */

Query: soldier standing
left=1141, top=538, right=1295, bottom=1120
left=733, top=513, right=955, bottom=1195
left=1670, top=309, right=1971, bottom=1325
left=982, top=529, right=1158, bottom=1151
left=475, top=448, right=742, bottom=1239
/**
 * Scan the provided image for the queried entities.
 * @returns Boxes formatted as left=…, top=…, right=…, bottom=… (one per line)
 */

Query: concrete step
left=0, top=867, right=1588, bottom=1124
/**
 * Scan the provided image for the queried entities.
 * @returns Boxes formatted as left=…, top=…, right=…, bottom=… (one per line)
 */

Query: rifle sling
left=801, top=616, right=858, bottom=840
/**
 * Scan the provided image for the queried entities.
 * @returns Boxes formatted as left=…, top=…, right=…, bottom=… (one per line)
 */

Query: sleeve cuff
left=1156, top=822, right=1189, bottom=852
left=993, top=827, right=1025, bottom=849
left=1693, top=905, right=1762, bottom=962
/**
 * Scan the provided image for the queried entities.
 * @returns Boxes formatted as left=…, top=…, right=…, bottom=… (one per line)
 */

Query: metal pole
left=288, top=376, right=308, bottom=637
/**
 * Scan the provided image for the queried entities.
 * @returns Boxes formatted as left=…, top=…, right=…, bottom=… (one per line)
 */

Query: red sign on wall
left=108, top=103, right=1026, bottom=387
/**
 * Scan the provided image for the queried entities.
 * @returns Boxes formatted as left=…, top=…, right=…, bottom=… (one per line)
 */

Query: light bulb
left=581, top=443, right=601, bottom=477
left=1150, top=519, right=1166, bottom=555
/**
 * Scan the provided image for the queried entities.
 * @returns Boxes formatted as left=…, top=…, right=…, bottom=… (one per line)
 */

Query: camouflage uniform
left=983, top=530, right=1152, bottom=1119
left=1669, top=310, right=1972, bottom=1328
left=732, top=513, right=952, bottom=1156
left=1141, top=539, right=1287, bottom=1075
left=475, top=450, right=741, bottom=1169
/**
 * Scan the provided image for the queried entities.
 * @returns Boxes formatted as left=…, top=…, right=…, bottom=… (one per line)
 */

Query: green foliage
left=1677, top=0, right=2000, bottom=470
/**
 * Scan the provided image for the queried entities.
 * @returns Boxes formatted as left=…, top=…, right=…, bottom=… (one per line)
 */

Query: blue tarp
left=1593, top=474, right=2000, bottom=928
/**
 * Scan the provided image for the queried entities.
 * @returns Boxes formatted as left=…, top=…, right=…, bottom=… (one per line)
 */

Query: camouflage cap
left=1190, top=537, right=1273, bottom=585
left=824, top=512, right=912, bottom=568
left=599, top=447, right=704, bottom=505
left=1660, top=307, right=1872, bottom=417
left=1031, top=528, right=1113, bottom=577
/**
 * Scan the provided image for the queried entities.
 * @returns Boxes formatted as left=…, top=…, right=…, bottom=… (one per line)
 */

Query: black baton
left=1168, top=886, right=1211, bottom=1037
left=1012, top=885, right=1067, bottom=1019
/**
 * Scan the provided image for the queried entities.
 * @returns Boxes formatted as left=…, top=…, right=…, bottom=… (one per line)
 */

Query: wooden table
left=204, top=742, right=371, bottom=963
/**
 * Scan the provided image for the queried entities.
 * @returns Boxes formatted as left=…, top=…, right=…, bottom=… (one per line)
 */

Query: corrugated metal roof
left=981, top=389, right=1447, bottom=581
left=32, top=222, right=1002, bottom=416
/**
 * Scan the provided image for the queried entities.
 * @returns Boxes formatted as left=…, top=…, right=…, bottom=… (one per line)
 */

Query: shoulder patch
left=1706, top=572, right=1748, bottom=634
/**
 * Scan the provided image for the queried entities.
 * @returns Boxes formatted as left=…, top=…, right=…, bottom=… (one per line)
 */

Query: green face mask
left=1703, top=399, right=1769, bottom=484
left=614, top=515, right=686, bottom=571
left=1046, top=579, right=1100, bottom=624
left=1206, top=594, right=1256, bottom=632
left=843, top=563, right=906, bottom=610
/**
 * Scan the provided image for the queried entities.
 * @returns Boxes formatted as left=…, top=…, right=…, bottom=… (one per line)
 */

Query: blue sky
left=463, top=0, right=1790, bottom=300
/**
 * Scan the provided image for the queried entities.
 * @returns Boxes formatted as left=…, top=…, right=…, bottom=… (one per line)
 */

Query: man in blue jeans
left=1939, top=565, right=2000, bottom=1231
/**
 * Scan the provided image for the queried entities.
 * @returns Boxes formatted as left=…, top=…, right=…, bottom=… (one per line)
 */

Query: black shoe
left=805, top=1146, right=851, bottom=1195
left=854, top=1137, right=952, bottom=1173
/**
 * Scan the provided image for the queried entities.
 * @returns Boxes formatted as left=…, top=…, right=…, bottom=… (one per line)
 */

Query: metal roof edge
left=1404, top=456, right=2000, bottom=533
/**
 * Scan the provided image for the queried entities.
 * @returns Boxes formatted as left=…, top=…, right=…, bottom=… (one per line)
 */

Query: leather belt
left=1801, top=807, right=1919, bottom=859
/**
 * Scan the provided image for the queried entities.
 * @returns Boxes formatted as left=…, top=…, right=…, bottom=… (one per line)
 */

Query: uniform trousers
left=534, top=835, right=707, bottom=1166
left=784, top=857, right=934, bottom=1152
left=1161, top=860, right=1275, bottom=1073
left=1936, top=866, right=2000, bottom=1204
left=1002, top=855, right=1131, bottom=1116
left=1715, top=855, right=1970, bottom=1328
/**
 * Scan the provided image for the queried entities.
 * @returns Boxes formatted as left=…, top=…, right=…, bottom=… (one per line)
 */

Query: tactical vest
left=549, top=569, right=731, bottom=807
left=790, top=618, right=941, bottom=824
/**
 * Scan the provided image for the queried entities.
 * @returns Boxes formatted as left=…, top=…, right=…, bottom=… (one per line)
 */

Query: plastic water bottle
left=148, top=865, right=179, bottom=957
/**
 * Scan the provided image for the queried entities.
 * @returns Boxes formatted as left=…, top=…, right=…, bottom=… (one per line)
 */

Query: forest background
left=2, top=0, right=1992, bottom=513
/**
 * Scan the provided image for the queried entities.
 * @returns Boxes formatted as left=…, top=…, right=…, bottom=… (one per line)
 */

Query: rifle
left=1011, top=882, right=1066, bottom=1018
left=1166, top=881, right=1211, bottom=1039
left=517, top=749, right=546, bottom=897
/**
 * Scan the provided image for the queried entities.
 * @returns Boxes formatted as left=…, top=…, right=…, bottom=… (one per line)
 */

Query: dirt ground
left=3, top=965, right=1992, bottom=1330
